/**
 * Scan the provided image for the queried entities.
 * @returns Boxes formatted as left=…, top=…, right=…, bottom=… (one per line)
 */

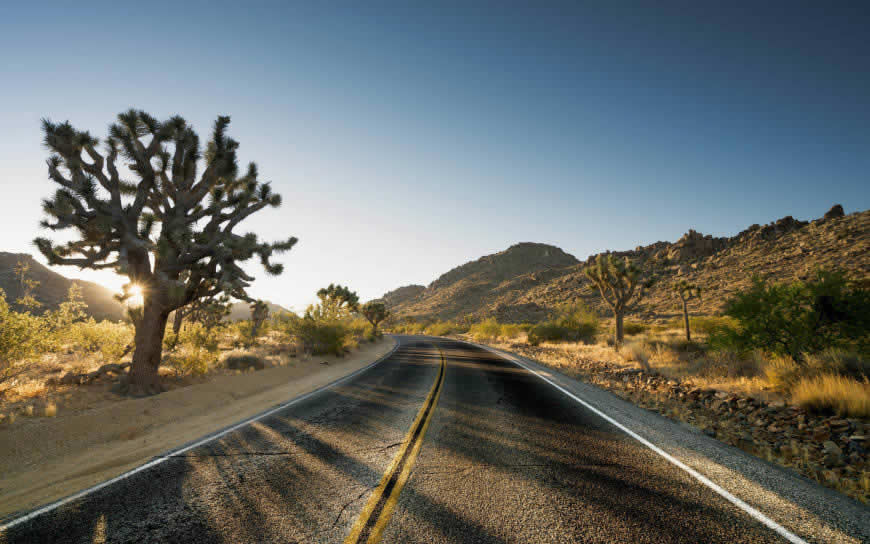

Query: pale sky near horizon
left=1, top=2, right=868, bottom=312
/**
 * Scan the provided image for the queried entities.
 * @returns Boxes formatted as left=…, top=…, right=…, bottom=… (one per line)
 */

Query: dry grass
left=791, top=374, right=870, bottom=417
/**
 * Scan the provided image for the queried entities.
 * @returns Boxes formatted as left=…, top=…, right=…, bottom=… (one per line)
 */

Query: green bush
left=710, top=271, right=869, bottom=360
left=166, top=347, right=217, bottom=376
left=425, top=321, right=454, bottom=336
left=470, top=318, right=502, bottom=341
left=623, top=321, right=647, bottom=336
left=527, top=302, right=599, bottom=345
left=63, top=319, right=134, bottom=362
left=0, top=289, right=50, bottom=383
left=177, top=322, right=219, bottom=352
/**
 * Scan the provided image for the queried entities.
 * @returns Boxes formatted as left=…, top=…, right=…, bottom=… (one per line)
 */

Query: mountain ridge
left=381, top=205, right=869, bottom=322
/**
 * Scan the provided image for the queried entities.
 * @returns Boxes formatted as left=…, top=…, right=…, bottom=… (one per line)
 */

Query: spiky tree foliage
left=250, top=300, right=269, bottom=339
left=172, top=293, right=231, bottom=335
left=673, top=280, right=701, bottom=341
left=360, top=301, right=389, bottom=336
left=36, top=110, right=297, bottom=394
left=584, top=254, right=641, bottom=345
left=309, top=284, right=359, bottom=321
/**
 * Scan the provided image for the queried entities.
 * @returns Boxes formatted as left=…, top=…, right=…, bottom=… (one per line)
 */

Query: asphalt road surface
left=2, top=336, right=866, bottom=543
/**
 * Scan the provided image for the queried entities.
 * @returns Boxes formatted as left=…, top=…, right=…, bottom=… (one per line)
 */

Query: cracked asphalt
left=3, top=336, right=863, bottom=543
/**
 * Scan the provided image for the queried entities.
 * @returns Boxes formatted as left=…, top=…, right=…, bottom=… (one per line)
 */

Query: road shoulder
left=0, top=337, right=397, bottom=520
left=464, top=339, right=869, bottom=544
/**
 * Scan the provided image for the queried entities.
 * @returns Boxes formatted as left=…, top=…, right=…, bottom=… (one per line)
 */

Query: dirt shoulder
left=0, top=336, right=396, bottom=519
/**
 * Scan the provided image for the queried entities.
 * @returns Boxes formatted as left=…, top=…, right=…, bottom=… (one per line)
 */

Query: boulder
left=823, top=204, right=844, bottom=220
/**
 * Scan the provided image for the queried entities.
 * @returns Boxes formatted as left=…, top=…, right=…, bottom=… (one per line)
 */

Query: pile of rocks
left=500, top=342, right=869, bottom=503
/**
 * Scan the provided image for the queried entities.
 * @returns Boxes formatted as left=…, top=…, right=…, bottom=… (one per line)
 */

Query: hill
left=227, top=300, right=291, bottom=321
left=0, top=253, right=125, bottom=321
left=383, top=205, right=869, bottom=322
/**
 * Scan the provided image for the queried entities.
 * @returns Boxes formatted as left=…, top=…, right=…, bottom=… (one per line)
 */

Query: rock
left=823, top=204, right=844, bottom=220
left=822, top=441, right=844, bottom=467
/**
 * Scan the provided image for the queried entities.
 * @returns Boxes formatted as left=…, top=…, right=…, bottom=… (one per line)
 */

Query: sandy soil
left=0, top=337, right=396, bottom=519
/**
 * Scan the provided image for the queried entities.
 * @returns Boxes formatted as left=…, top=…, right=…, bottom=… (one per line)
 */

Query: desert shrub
left=64, top=319, right=134, bottom=363
left=805, top=348, right=869, bottom=381
left=166, top=347, right=217, bottom=376
left=694, top=349, right=763, bottom=379
left=224, top=354, right=265, bottom=371
left=0, top=290, right=50, bottom=384
left=710, top=271, right=869, bottom=360
left=389, top=321, right=426, bottom=335
left=666, top=315, right=736, bottom=336
left=290, top=318, right=348, bottom=355
left=499, top=323, right=525, bottom=339
left=622, top=340, right=652, bottom=372
left=527, top=323, right=573, bottom=344
left=345, top=317, right=371, bottom=338
left=790, top=374, right=870, bottom=417
left=177, top=322, right=219, bottom=352
left=527, top=302, right=599, bottom=345
left=690, top=316, right=738, bottom=336
left=623, top=321, right=647, bottom=336
left=163, top=330, right=179, bottom=350
left=425, top=321, right=454, bottom=336
left=470, top=318, right=502, bottom=341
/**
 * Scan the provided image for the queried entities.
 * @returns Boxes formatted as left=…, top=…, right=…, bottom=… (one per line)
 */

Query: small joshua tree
left=309, top=284, right=359, bottom=321
left=36, top=110, right=296, bottom=394
left=673, top=280, right=701, bottom=341
left=361, top=301, right=389, bottom=336
left=250, top=300, right=269, bottom=339
left=584, top=254, right=642, bottom=346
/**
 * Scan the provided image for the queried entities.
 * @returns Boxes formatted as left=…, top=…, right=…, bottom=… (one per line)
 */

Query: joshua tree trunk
left=614, top=310, right=625, bottom=345
left=682, top=298, right=691, bottom=341
left=172, top=309, right=184, bottom=335
left=129, top=301, right=170, bottom=395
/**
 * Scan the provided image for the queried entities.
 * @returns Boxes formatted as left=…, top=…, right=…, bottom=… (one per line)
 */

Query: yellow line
left=344, top=345, right=446, bottom=544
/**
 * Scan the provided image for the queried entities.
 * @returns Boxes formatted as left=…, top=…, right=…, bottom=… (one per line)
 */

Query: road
left=2, top=336, right=866, bottom=543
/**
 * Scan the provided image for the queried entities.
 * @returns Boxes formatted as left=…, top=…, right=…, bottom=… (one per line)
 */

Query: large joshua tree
left=673, top=280, right=701, bottom=341
left=584, top=254, right=642, bottom=346
left=36, top=110, right=297, bottom=394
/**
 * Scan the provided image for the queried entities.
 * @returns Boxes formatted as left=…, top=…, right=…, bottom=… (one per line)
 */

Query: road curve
left=2, top=335, right=866, bottom=543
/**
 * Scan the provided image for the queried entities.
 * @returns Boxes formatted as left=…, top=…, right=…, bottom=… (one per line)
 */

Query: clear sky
left=1, top=1, right=868, bottom=312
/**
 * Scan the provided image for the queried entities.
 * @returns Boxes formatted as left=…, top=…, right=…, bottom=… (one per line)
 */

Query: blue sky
left=1, top=1, right=868, bottom=311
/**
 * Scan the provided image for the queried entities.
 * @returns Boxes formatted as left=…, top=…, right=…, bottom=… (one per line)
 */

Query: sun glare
left=126, top=284, right=144, bottom=307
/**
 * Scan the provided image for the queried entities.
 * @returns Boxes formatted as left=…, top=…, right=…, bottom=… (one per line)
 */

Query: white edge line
left=0, top=339, right=400, bottom=532
left=468, top=340, right=808, bottom=544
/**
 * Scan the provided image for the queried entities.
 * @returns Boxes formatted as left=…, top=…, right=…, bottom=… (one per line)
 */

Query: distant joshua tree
left=673, top=280, right=701, bottom=341
left=361, top=301, right=389, bottom=336
left=311, top=284, right=360, bottom=321
left=250, top=300, right=269, bottom=339
left=36, top=111, right=296, bottom=394
left=584, top=254, right=642, bottom=346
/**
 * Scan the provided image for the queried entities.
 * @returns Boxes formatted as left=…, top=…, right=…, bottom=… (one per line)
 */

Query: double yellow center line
left=344, top=345, right=447, bottom=544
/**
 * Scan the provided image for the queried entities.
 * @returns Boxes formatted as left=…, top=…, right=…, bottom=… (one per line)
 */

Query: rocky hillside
left=0, top=253, right=125, bottom=321
left=384, top=205, right=869, bottom=322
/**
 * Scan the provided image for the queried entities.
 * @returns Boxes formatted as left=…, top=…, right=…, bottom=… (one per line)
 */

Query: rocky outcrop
left=824, top=204, right=845, bottom=220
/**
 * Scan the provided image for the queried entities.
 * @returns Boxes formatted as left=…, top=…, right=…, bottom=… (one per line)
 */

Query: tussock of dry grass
left=791, top=374, right=870, bottom=417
